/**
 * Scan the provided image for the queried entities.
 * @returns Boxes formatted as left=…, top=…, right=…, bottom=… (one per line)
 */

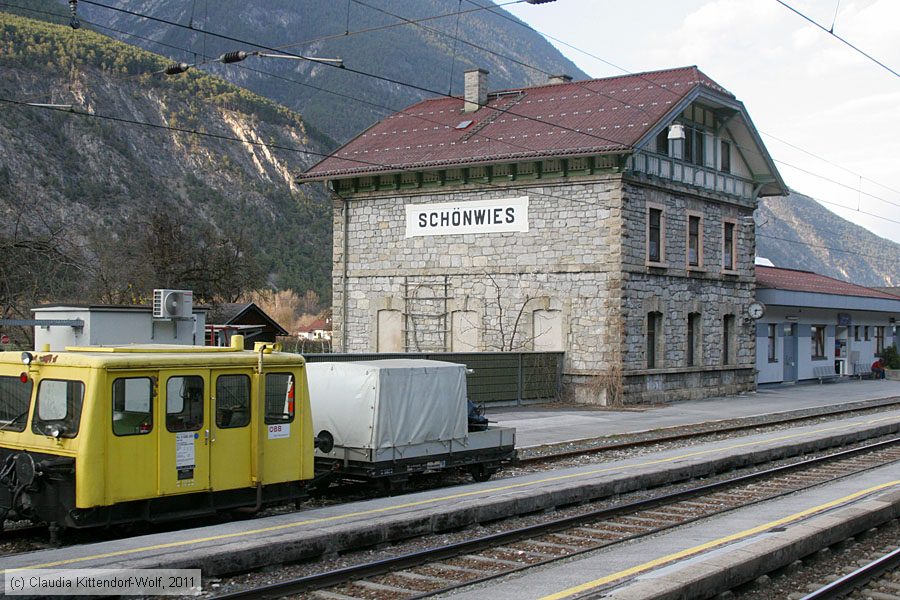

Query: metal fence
left=301, top=352, right=565, bottom=406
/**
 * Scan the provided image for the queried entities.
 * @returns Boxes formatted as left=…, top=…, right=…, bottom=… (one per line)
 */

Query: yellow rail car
left=0, top=336, right=317, bottom=529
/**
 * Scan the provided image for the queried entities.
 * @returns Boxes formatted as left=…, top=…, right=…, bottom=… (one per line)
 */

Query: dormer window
left=682, top=125, right=705, bottom=166
left=720, top=140, right=731, bottom=173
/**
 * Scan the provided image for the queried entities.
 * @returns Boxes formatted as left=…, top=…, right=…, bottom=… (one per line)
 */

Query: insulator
left=68, top=0, right=80, bottom=29
left=220, top=51, right=249, bottom=64
left=164, top=63, right=190, bottom=75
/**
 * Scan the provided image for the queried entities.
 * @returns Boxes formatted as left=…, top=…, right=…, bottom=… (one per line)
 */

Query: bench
left=852, top=362, right=874, bottom=380
left=813, top=366, right=840, bottom=383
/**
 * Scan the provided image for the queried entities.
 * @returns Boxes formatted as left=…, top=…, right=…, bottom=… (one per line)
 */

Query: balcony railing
left=630, top=151, right=754, bottom=199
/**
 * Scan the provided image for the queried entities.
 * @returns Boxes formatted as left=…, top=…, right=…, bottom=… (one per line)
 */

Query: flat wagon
left=308, top=359, right=516, bottom=489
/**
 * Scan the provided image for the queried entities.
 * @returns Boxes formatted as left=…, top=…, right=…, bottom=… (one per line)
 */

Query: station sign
left=405, top=196, right=529, bottom=238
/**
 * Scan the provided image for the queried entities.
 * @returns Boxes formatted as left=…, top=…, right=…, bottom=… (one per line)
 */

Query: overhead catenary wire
left=3, top=4, right=899, bottom=243
left=461, top=0, right=900, bottom=217
left=4, top=97, right=900, bottom=267
left=775, top=0, right=899, bottom=79
left=73, top=0, right=636, bottom=152
left=58, top=0, right=900, bottom=216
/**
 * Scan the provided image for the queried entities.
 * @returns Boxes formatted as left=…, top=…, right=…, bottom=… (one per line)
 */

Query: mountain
left=52, top=0, right=588, bottom=145
left=757, top=191, right=900, bottom=287
left=0, top=12, right=332, bottom=320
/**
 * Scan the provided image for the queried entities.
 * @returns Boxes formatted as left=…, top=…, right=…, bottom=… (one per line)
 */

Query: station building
left=299, top=66, right=788, bottom=404
left=754, top=266, right=900, bottom=384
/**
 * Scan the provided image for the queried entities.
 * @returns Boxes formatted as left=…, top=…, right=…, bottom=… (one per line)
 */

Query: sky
left=503, top=0, right=900, bottom=245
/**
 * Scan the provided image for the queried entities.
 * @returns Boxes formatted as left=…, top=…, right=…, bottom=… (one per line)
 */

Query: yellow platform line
left=6, top=415, right=898, bottom=571
left=540, top=479, right=900, bottom=600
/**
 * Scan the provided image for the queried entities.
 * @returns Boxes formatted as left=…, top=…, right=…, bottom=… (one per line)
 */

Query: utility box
left=32, top=305, right=208, bottom=351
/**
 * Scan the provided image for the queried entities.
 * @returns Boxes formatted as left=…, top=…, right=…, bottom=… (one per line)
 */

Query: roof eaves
left=296, top=146, right=632, bottom=182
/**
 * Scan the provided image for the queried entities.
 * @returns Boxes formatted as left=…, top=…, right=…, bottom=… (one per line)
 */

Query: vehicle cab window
left=112, top=377, right=153, bottom=436
left=0, top=375, right=33, bottom=433
left=166, top=376, right=204, bottom=432
left=265, top=373, right=295, bottom=424
left=32, top=379, right=85, bottom=438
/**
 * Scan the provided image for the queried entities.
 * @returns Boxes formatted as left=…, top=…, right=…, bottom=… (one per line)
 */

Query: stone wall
left=330, top=171, right=758, bottom=404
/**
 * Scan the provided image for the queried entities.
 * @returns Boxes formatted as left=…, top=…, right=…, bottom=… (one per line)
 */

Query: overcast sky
left=503, top=0, right=900, bottom=245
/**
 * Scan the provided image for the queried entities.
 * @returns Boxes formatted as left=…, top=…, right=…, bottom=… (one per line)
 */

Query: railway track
left=800, top=546, right=900, bottom=600
left=3, top=399, right=898, bottom=557
left=212, top=436, right=900, bottom=599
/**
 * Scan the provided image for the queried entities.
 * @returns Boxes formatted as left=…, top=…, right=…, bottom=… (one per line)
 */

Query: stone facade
left=330, top=170, right=757, bottom=404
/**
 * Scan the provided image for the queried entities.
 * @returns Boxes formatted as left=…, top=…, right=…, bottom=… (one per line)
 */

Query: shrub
left=881, top=345, right=900, bottom=369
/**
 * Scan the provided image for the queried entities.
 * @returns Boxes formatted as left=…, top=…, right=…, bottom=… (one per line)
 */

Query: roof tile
left=300, top=66, right=733, bottom=181
left=756, top=266, right=899, bottom=300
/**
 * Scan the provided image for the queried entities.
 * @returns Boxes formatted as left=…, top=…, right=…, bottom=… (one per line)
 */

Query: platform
left=2, top=406, right=898, bottom=579
left=492, top=379, right=900, bottom=448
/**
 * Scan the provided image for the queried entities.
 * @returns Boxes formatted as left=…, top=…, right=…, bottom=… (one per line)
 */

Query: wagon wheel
left=377, top=476, right=409, bottom=495
left=468, top=464, right=497, bottom=482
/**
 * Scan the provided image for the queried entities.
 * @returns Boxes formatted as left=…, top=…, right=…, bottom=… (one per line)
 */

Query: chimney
left=547, top=74, right=572, bottom=85
left=464, top=68, right=489, bottom=113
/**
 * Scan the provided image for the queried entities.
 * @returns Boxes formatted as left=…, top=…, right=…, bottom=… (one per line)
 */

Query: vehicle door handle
left=204, top=429, right=210, bottom=445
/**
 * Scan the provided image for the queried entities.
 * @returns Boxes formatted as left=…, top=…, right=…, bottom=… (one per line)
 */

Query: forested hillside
left=51, top=0, right=588, bottom=144
left=757, top=191, right=900, bottom=287
left=0, top=12, right=332, bottom=329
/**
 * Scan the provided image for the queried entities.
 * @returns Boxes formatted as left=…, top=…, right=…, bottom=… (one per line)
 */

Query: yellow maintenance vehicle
left=0, top=336, right=325, bottom=531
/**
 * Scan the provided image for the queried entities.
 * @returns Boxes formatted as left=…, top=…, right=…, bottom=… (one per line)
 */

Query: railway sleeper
left=495, top=545, right=558, bottom=559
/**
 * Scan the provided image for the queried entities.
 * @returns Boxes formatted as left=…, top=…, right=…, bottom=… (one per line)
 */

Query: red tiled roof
left=298, top=318, right=330, bottom=332
left=300, top=66, right=733, bottom=181
left=756, top=266, right=899, bottom=300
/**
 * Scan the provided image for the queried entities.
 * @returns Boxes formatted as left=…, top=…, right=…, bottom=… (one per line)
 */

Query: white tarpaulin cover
left=306, top=359, right=468, bottom=450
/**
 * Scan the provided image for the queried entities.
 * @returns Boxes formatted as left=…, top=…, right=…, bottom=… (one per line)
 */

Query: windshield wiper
left=0, top=410, right=29, bottom=432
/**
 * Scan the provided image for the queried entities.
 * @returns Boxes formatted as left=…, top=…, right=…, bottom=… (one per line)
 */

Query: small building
left=31, top=304, right=208, bottom=351
left=755, top=266, right=900, bottom=384
left=205, top=302, right=288, bottom=346
left=297, top=317, right=332, bottom=341
left=299, top=66, right=788, bottom=404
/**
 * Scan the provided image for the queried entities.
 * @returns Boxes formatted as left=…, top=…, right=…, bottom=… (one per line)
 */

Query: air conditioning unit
left=152, top=289, right=193, bottom=320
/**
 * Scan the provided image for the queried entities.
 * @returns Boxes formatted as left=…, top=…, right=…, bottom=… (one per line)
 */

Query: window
left=32, top=379, right=84, bottom=438
left=723, top=221, right=736, bottom=270
left=720, top=140, right=731, bottom=173
left=655, top=128, right=669, bottom=156
left=811, top=325, right=826, bottom=359
left=767, top=324, right=777, bottom=362
left=864, top=326, right=870, bottom=341
left=875, top=326, right=885, bottom=355
left=216, top=375, right=251, bottom=428
left=112, top=377, right=153, bottom=436
left=0, top=375, right=33, bottom=433
left=265, top=373, right=295, bottom=424
left=687, top=312, right=701, bottom=367
left=647, top=311, right=663, bottom=368
left=647, top=207, right=664, bottom=263
left=722, top=315, right=735, bottom=365
left=687, top=215, right=702, bottom=267
left=166, top=376, right=204, bottom=432
left=683, top=126, right=705, bottom=166
left=854, top=326, right=860, bottom=341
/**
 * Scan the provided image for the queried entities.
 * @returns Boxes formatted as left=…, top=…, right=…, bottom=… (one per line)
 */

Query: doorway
left=782, top=323, right=798, bottom=382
